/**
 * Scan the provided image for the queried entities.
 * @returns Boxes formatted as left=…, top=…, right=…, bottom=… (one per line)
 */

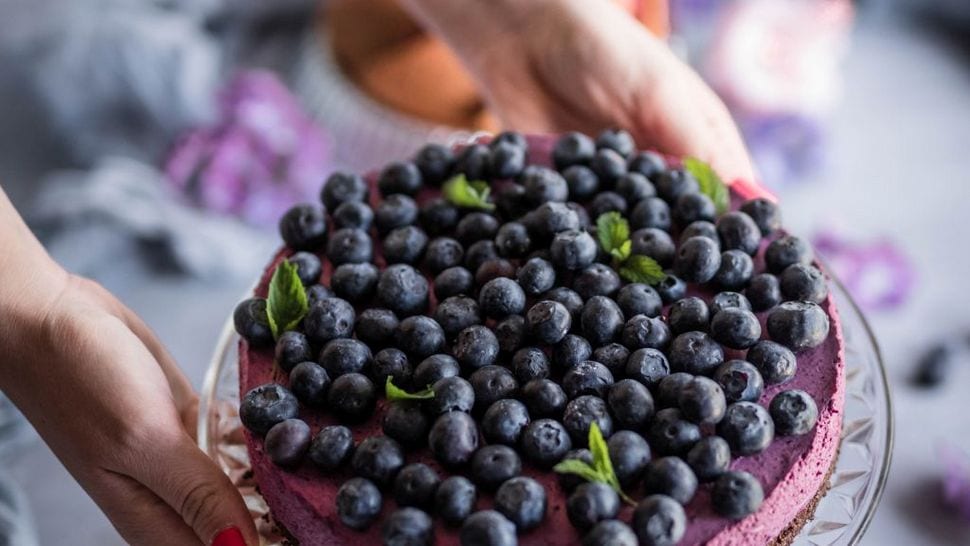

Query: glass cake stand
left=198, top=276, right=893, bottom=546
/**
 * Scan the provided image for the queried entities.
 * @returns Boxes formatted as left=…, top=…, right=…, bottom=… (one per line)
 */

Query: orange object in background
left=323, top=0, right=669, bottom=131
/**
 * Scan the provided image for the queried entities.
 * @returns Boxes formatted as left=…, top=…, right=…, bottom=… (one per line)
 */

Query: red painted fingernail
left=212, top=527, right=246, bottom=546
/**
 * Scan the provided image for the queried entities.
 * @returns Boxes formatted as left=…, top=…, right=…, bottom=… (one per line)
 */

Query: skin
left=0, top=1, right=753, bottom=544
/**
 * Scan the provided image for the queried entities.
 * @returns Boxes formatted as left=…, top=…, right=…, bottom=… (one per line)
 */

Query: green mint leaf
left=619, top=255, right=667, bottom=285
left=266, top=259, right=308, bottom=340
left=443, top=174, right=495, bottom=211
left=385, top=377, right=435, bottom=401
left=596, top=212, right=630, bottom=258
left=609, top=240, right=632, bottom=262
left=683, top=157, right=729, bottom=214
left=587, top=422, right=636, bottom=505
left=552, top=459, right=603, bottom=484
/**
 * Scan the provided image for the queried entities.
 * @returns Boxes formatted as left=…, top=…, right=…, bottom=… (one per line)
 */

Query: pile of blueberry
left=234, top=130, right=830, bottom=546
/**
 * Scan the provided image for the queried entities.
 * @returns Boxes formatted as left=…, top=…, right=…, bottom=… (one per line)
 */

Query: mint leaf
left=683, top=157, right=729, bottom=214
left=596, top=212, right=631, bottom=261
left=587, top=422, right=636, bottom=505
left=619, top=255, right=666, bottom=285
left=266, top=259, right=308, bottom=340
left=443, top=174, right=495, bottom=211
left=552, top=459, right=602, bottom=484
left=385, top=377, right=435, bottom=402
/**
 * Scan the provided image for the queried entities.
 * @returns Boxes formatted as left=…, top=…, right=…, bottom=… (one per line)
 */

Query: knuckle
left=179, top=481, right=223, bottom=532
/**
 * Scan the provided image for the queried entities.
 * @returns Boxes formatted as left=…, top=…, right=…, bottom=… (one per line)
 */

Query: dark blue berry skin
left=543, top=287, right=585, bottom=322
left=336, top=477, right=382, bottom=530
left=714, top=360, right=765, bottom=403
left=275, top=331, right=313, bottom=373
left=630, top=197, right=672, bottom=231
left=356, top=309, right=400, bottom=349
left=413, top=354, right=460, bottom=389
left=393, top=463, right=441, bottom=508
left=396, top=316, right=446, bottom=358
left=527, top=202, right=581, bottom=243
left=630, top=228, right=676, bottom=266
left=376, top=194, right=419, bottom=234
left=279, top=203, right=328, bottom=251
left=429, top=411, right=479, bottom=468
left=289, top=362, right=331, bottom=407
left=327, top=373, right=377, bottom=423
left=234, top=298, right=274, bottom=347
left=765, top=235, right=813, bottom=274
left=572, top=263, right=622, bottom=300
left=352, top=436, right=405, bottom=488
left=654, top=168, right=700, bottom=203
left=327, top=228, right=373, bottom=265
left=710, top=308, right=763, bottom=350
left=320, top=338, right=373, bottom=377
left=288, top=252, right=322, bottom=286
left=674, top=192, right=716, bottom=226
left=331, top=263, right=379, bottom=302
left=491, top=130, right=529, bottom=151
left=563, top=361, right=615, bottom=399
left=581, top=296, right=625, bottom=346
left=457, top=212, right=500, bottom=245
left=553, top=335, right=593, bottom=370
left=384, top=226, right=429, bottom=265
left=482, top=399, right=531, bottom=446
left=740, top=198, right=781, bottom=235
left=588, top=192, right=628, bottom=219
left=678, top=376, right=727, bottom=425
left=527, top=300, right=572, bottom=344
left=656, top=373, right=694, bottom=409
left=471, top=445, right=522, bottom=491
left=593, top=343, right=630, bottom=375
left=479, top=278, right=526, bottom=319
left=655, top=273, right=687, bottom=304
left=330, top=200, right=373, bottom=231
left=378, top=161, right=423, bottom=196
left=625, top=348, right=670, bottom=387
left=608, top=430, right=652, bottom=488
left=309, top=425, right=354, bottom=470
left=436, top=476, right=477, bottom=526
left=770, top=389, right=819, bottom=436
left=557, top=449, right=595, bottom=491
left=420, top=198, right=460, bottom=237
left=240, top=384, right=299, bottom=436
left=383, top=402, right=430, bottom=448
left=583, top=520, right=638, bottom=546
left=495, top=476, right=547, bottom=531
left=516, top=257, right=556, bottom=295
left=322, top=171, right=369, bottom=210
left=747, top=340, right=797, bottom=385
left=414, top=143, right=455, bottom=186
left=591, top=148, right=628, bottom=185
left=680, top=220, right=720, bottom=247
left=648, top=408, right=701, bottom=456
left=434, top=296, right=482, bottom=339
left=469, top=366, right=518, bottom=411
left=621, top=315, right=672, bottom=350
left=717, top=402, right=775, bottom=455
left=616, top=172, right=656, bottom=203
left=714, top=250, right=755, bottom=290
left=563, top=395, right=614, bottom=444
left=569, top=202, right=593, bottom=229
left=475, top=259, right=517, bottom=287
left=668, top=297, right=709, bottom=335
left=551, top=229, right=598, bottom=271
left=377, top=264, right=428, bottom=317
left=489, top=141, right=527, bottom=179
left=780, top=264, right=828, bottom=303
left=616, top=283, right=663, bottom=318
left=495, top=315, right=527, bottom=354
left=567, top=482, right=621, bottom=531
left=633, top=495, right=687, bottom=546
left=461, top=510, right=517, bottom=546
left=428, top=376, right=476, bottom=415
left=521, top=379, right=568, bottom=419
left=495, top=221, right=531, bottom=258
left=746, top=273, right=782, bottom=311
left=264, top=418, right=311, bottom=467
left=382, top=507, right=433, bottom=546
left=521, top=165, right=569, bottom=204
left=596, top=128, right=635, bottom=157
left=686, top=436, right=731, bottom=482
left=513, top=348, right=551, bottom=383
left=370, top=348, right=411, bottom=387
left=554, top=132, right=596, bottom=169
left=628, top=150, right=667, bottom=179
left=766, top=301, right=830, bottom=351
left=455, top=144, right=492, bottom=181
left=643, top=457, right=698, bottom=505
left=674, top=236, right=721, bottom=283
left=716, top=211, right=761, bottom=256
left=521, top=418, right=573, bottom=468
left=668, top=331, right=725, bottom=375
left=710, top=291, right=752, bottom=315
left=712, top=471, right=764, bottom=520
left=434, top=266, right=475, bottom=300
left=305, top=284, right=334, bottom=307
left=454, top=326, right=501, bottom=370
left=564, top=165, right=600, bottom=200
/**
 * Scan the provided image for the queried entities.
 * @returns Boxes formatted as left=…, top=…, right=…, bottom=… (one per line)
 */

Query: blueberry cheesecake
left=235, top=132, right=844, bottom=545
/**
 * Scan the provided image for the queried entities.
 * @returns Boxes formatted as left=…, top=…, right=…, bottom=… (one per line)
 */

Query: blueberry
left=378, top=161, right=423, bottom=196
left=595, top=128, right=635, bottom=157
left=716, top=211, right=761, bottom=255
left=376, top=194, right=419, bottom=234
left=289, top=361, right=331, bottom=407
left=493, top=222, right=530, bottom=259
left=780, top=263, right=828, bottom=303
left=286, top=252, right=322, bottom=286
left=413, top=354, right=460, bottom=388
left=667, top=297, right=709, bottom=335
left=453, top=326, right=500, bottom=370
left=489, top=140, right=527, bottom=179
left=469, top=365, right=518, bottom=410
left=495, top=476, right=547, bottom=531
left=629, top=197, right=671, bottom=231
left=475, top=259, right=517, bottom=286
left=436, top=476, right=477, bottom=526
left=465, top=242, right=498, bottom=271
left=378, top=264, right=429, bottom=316
left=680, top=220, right=720, bottom=247
left=434, top=296, right=482, bottom=339
left=629, top=228, right=676, bottom=266
left=429, top=411, right=479, bottom=468
left=608, top=430, right=652, bottom=488
left=309, top=425, right=354, bottom=470
left=383, top=402, right=431, bottom=448
left=384, top=226, right=429, bottom=265
left=527, top=203, right=581, bottom=245
left=521, top=379, right=568, bottom=419
left=656, top=374, right=694, bottom=409
left=382, top=507, right=434, bottom=546
left=328, top=373, right=377, bottom=423
left=521, top=165, right=569, bottom=204
left=678, top=376, right=727, bottom=425
left=240, top=384, right=299, bottom=435
left=553, top=334, right=593, bottom=370
left=395, top=315, right=445, bottom=358
left=512, top=348, right=550, bottom=383
left=615, top=172, right=656, bottom=203
left=331, top=263, right=379, bottom=302
left=621, top=315, right=671, bottom=350
left=668, top=331, right=724, bottom=375
left=491, top=131, right=528, bottom=151
left=654, top=273, right=687, bottom=304
left=521, top=418, right=573, bottom=467
left=591, top=148, right=627, bottom=185
left=356, top=309, right=400, bottom=349
left=305, top=284, right=334, bottom=307
left=765, top=235, right=813, bottom=273
left=420, top=198, right=461, bottom=237
left=710, top=291, right=752, bottom=315
left=322, top=171, right=368, bottom=210
left=370, top=347, right=411, bottom=387
left=643, top=457, right=697, bottom=505
left=325, top=228, right=373, bottom=266
left=654, top=168, right=700, bottom=203
left=319, top=338, right=371, bottom=378
left=457, top=212, right=500, bottom=244
left=435, top=266, right=475, bottom=300
left=233, top=298, right=273, bottom=347
left=686, top=436, right=731, bottom=482
left=563, top=361, right=615, bottom=399
left=563, top=395, right=614, bottom=444
left=471, top=445, right=522, bottom=491
left=592, top=343, right=630, bottom=375
left=625, top=348, right=670, bottom=387
left=557, top=449, right=595, bottom=491
left=745, top=273, right=782, bottom=311
left=717, top=401, right=774, bottom=455
left=264, top=418, right=311, bottom=467
left=495, top=315, right=527, bottom=354
left=455, top=144, right=492, bottom=181
left=766, top=301, right=830, bottom=351
left=711, top=471, right=764, bottom=520
left=587, top=191, right=628, bottom=219
left=714, top=360, right=765, bottom=403
left=543, top=287, right=585, bottom=322
left=674, top=192, right=716, bottom=226
left=573, top=264, right=622, bottom=300
left=550, top=229, right=597, bottom=271
left=352, top=435, right=405, bottom=488
left=581, top=296, right=625, bottom=346
left=336, top=477, right=382, bottom=530
left=393, top=463, right=441, bottom=508
left=496, top=183, right=531, bottom=221
left=770, top=389, right=819, bottom=436
left=633, top=494, right=687, bottom=546
left=478, top=277, right=526, bottom=319
left=414, top=143, right=455, bottom=186
left=710, top=308, right=762, bottom=350
left=279, top=203, right=328, bottom=250
left=615, top=284, right=662, bottom=319
left=714, top=250, right=755, bottom=290
left=674, top=236, right=721, bottom=283
left=428, top=376, right=476, bottom=414
left=746, top=340, right=797, bottom=385
left=526, top=300, right=572, bottom=344
left=740, top=198, right=781, bottom=235
left=274, top=331, right=312, bottom=373
left=583, top=520, right=638, bottom=546
left=567, top=482, right=621, bottom=531
left=482, top=399, right=531, bottom=445
left=563, top=165, right=600, bottom=200
left=553, top=132, right=596, bottom=169
left=648, top=408, right=701, bottom=456
left=628, top=150, right=667, bottom=179
left=460, top=510, right=517, bottom=546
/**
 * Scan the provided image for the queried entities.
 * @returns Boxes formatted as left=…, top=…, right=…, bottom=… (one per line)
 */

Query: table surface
left=2, top=6, right=970, bottom=546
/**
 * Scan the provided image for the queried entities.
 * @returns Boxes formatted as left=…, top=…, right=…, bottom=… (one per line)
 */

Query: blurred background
left=0, top=0, right=968, bottom=544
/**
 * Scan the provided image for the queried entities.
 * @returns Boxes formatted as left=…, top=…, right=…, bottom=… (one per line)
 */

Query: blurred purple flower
left=812, top=230, right=915, bottom=312
left=940, top=444, right=970, bottom=522
left=164, top=70, right=331, bottom=226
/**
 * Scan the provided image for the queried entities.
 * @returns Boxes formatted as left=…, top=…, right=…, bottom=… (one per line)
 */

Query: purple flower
left=940, top=444, right=970, bottom=522
left=811, top=230, right=915, bottom=312
left=164, top=70, right=331, bottom=225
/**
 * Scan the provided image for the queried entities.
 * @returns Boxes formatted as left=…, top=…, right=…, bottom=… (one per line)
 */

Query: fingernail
left=212, top=527, right=246, bottom=546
